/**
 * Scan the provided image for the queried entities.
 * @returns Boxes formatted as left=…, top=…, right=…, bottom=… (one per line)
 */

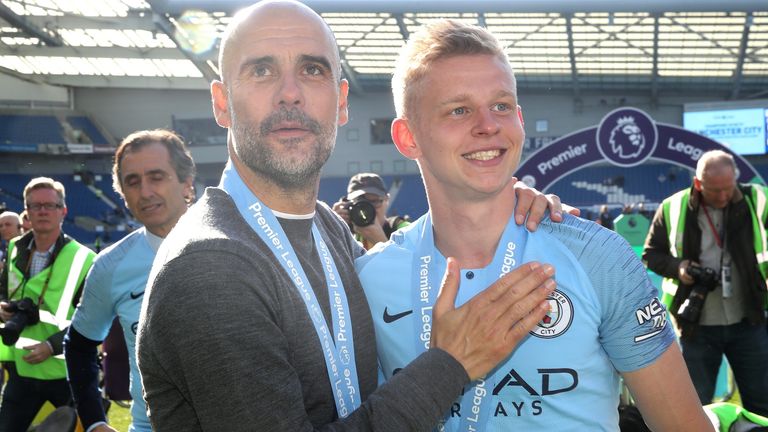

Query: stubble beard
left=231, top=106, right=336, bottom=190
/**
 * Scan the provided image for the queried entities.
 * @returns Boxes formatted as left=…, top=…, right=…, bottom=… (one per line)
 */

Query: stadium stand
left=0, top=114, right=65, bottom=147
left=66, top=116, right=110, bottom=145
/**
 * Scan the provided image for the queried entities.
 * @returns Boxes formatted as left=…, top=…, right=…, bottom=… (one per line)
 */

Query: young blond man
left=357, top=20, right=712, bottom=431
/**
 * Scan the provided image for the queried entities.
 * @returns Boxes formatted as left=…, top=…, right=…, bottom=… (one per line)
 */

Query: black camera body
left=676, top=264, right=719, bottom=323
left=343, top=198, right=377, bottom=227
left=0, top=298, right=40, bottom=346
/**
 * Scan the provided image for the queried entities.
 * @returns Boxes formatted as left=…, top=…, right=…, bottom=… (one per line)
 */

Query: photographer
left=332, top=173, right=409, bottom=250
left=0, top=177, right=95, bottom=431
left=643, top=150, right=768, bottom=416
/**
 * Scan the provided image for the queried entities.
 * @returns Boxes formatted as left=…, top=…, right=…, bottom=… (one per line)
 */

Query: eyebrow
left=298, top=54, right=333, bottom=73
left=123, top=168, right=170, bottom=181
left=239, top=55, right=275, bottom=75
left=238, top=54, right=334, bottom=76
left=439, top=90, right=517, bottom=107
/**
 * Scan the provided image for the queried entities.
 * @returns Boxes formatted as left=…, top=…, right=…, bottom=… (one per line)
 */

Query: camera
left=0, top=298, right=40, bottom=346
left=676, top=264, right=719, bottom=323
left=343, top=198, right=377, bottom=227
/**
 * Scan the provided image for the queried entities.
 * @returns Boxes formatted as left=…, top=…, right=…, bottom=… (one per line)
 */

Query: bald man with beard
left=136, top=1, right=562, bottom=431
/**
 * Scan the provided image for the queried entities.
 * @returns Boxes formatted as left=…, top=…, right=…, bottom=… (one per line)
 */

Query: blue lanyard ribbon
left=413, top=212, right=527, bottom=431
left=220, top=161, right=360, bottom=418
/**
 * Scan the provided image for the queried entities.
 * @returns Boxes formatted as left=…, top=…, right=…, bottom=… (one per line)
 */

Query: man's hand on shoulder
left=430, top=258, right=555, bottom=380
left=92, top=424, right=119, bottom=432
left=512, top=178, right=580, bottom=231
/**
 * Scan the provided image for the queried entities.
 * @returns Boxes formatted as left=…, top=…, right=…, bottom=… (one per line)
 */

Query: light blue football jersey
left=356, top=213, right=674, bottom=431
left=71, top=228, right=161, bottom=432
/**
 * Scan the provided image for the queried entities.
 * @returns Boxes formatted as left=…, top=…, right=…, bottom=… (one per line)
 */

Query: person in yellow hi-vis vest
left=643, top=150, right=768, bottom=417
left=0, top=177, right=95, bottom=431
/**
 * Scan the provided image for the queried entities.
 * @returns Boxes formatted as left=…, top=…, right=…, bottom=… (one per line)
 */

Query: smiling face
left=119, top=142, right=193, bottom=237
left=395, top=54, right=524, bottom=202
left=211, top=2, right=348, bottom=190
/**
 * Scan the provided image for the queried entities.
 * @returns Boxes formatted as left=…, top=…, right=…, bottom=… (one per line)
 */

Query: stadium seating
left=0, top=115, right=65, bottom=147
left=66, top=116, right=109, bottom=145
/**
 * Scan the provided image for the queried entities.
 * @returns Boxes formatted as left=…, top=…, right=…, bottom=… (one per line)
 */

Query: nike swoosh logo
left=383, top=307, right=413, bottom=323
left=129, top=291, right=144, bottom=300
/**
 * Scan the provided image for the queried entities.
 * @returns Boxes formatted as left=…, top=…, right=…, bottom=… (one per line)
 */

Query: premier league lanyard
left=412, top=212, right=527, bottom=431
left=220, top=161, right=360, bottom=418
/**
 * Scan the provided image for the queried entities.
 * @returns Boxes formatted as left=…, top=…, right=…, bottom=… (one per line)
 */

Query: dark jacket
left=0, top=230, right=85, bottom=354
left=643, top=184, right=767, bottom=335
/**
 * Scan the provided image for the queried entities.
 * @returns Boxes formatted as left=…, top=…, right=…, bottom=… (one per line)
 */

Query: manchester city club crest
left=530, top=290, right=573, bottom=339
left=596, top=107, right=657, bottom=167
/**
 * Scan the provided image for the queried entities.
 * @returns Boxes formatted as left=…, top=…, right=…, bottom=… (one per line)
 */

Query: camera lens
left=349, top=200, right=376, bottom=227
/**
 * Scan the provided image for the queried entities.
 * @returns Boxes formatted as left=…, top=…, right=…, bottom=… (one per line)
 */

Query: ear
left=693, top=177, right=702, bottom=192
left=391, top=117, right=420, bottom=160
left=183, top=176, right=195, bottom=202
left=337, top=79, right=350, bottom=126
left=211, top=80, right=231, bottom=128
left=517, top=105, right=525, bottom=127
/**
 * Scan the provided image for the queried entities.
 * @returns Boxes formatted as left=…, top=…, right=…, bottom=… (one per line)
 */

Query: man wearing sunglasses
left=0, top=177, right=95, bottom=431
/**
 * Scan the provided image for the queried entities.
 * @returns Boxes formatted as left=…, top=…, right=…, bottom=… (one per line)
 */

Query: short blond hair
left=392, top=19, right=513, bottom=119
left=23, top=177, right=66, bottom=207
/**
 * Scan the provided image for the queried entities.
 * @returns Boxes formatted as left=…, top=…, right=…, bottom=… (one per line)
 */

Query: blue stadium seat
left=0, top=115, right=65, bottom=146
left=67, top=116, right=109, bottom=145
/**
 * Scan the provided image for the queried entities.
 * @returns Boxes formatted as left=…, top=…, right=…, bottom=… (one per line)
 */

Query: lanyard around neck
left=701, top=205, right=723, bottom=249
left=219, top=161, right=360, bottom=418
left=412, top=212, right=528, bottom=431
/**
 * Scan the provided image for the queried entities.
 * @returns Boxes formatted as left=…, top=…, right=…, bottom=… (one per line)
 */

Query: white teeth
left=464, top=150, right=501, bottom=161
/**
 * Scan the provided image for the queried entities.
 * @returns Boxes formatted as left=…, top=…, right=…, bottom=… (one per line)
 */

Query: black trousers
left=0, top=363, right=71, bottom=432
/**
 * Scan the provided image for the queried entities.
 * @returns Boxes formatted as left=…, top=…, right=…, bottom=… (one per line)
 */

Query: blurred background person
left=333, top=173, right=409, bottom=250
left=0, top=177, right=95, bottom=431
left=643, top=150, right=768, bottom=416
left=596, top=204, right=614, bottom=230
left=0, top=212, right=22, bottom=273
left=65, top=129, right=195, bottom=432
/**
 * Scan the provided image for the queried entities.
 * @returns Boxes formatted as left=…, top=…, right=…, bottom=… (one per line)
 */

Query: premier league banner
left=516, top=107, right=764, bottom=191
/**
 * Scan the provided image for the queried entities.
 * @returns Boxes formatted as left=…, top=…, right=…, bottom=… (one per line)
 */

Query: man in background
left=643, top=150, right=768, bottom=416
left=0, top=212, right=22, bottom=273
left=65, top=129, right=195, bottom=432
left=333, top=173, right=409, bottom=249
left=0, top=177, right=95, bottom=431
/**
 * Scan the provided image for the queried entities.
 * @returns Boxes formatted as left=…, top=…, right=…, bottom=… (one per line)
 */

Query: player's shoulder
left=540, top=214, right=631, bottom=251
left=91, top=228, right=147, bottom=272
left=355, top=214, right=425, bottom=272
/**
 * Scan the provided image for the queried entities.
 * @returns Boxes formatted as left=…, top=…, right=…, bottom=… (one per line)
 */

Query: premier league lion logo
left=597, top=107, right=658, bottom=167
left=609, top=116, right=645, bottom=159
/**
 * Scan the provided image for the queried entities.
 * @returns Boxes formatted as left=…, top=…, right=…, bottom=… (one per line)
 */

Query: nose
left=275, top=73, right=303, bottom=107
left=140, top=179, right=156, bottom=199
left=471, top=109, right=500, bottom=137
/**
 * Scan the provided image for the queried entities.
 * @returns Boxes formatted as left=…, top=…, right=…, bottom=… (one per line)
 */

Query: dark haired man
left=65, top=129, right=195, bottom=432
